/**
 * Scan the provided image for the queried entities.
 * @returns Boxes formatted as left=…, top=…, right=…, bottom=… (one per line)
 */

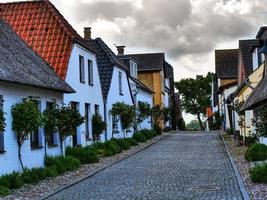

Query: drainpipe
left=104, top=102, right=108, bottom=141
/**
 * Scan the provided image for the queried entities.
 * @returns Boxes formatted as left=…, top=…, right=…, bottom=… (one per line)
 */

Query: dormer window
left=130, top=60, right=137, bottom=78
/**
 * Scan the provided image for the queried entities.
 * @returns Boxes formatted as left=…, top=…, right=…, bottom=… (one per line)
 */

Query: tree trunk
left=60, top=136, right=64, bottom=156
left=197, top=113, right=205, bottom=131
left=44, top=135, right=47, bottom=159
left=18, top=144, right=24, bottom=172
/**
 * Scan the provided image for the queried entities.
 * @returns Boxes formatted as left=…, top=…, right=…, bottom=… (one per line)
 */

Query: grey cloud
left=65, top=0, right=264, bottom=67
left=72, top=1, right=135, bottom=22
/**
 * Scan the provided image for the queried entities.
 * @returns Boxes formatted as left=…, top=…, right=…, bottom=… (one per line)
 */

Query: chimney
left=116, top=45, right=126, bottom=55
left=84, top=27, right=91, bottom=40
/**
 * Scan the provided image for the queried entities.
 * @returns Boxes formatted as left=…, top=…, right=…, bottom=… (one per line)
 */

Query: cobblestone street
left=46, top=131, right=243, bottom=200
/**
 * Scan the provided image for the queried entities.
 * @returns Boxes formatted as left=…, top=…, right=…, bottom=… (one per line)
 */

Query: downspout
left=104, top=102, right=108, bottom=141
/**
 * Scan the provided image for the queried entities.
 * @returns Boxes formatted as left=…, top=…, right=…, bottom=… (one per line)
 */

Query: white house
left=1, top=1, right=105, bottom=147
left=0, top=19, right=74, bottom=175
left=85, top=37, right=134, bottom=140
left=64, top=41, right=104, bottom=147
left=117, top=51, right=154, bottom=130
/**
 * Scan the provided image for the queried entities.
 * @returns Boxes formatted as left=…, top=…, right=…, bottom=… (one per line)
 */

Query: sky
left=2, top=0, right=267, bottom=122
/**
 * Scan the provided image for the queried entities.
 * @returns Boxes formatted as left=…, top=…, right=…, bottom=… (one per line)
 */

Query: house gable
left=0, top=0, right=94, bottom=80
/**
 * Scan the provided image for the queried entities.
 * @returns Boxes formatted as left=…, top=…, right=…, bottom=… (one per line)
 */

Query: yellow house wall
left=237, top=63, right=264, bottom=137
left=138, top=71, right=164, bottom=106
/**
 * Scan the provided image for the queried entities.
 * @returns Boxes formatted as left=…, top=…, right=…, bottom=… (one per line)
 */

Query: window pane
left=79, top=55, right=85, bottom=83
left=31, top=100, right=41, bottom=149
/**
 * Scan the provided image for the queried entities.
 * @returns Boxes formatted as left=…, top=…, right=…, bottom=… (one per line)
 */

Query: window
left=0, top=95, right=4, bottom=152
left=130, top=60, right=137, bottom=78
left=79, top=55, right=85, bottom=83
left=46, top=102, right=58, bottom=147
left=88, top=59, right=93, bottom=85
left=85, top=103, right=90, bottom=139
left=31, top=100, right=42, bottom=149
left=94, top=104, right=99, bottom=115
left=70, top=101, right=79, bottom=146
left=119, top=71, right=123, bottom=95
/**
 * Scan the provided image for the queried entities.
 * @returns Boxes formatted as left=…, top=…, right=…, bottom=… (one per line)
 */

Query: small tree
left=110, top=102, right=135, bottom=138
left=175, top=73, right=212, bottom=130
left=135, top=102, right=152, bottom=130
left=92, top=114, right=106, bottom=142
left=0, top=110, right=6, bottom=133
left=43, top=101, right=58, bottom=158
left=253, top=104, right=267, bottom=137
left=152, top=105, right=163, bottom=135
left=11, top=98, right=43, bottom=171
left=163, top=107, right=171, bottom=126
left=56, top=104, right=84, bottom=155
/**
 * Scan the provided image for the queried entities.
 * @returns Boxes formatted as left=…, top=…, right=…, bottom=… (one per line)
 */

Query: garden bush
left=22, top=167, right=47, bottom=184
left=245, top=136, right=258, bottom=147
left=111, top=138, right=130, bottom=150
left=66, top=146, right=99, bottom=164
left=45, top=156, right=80, bottom=174
left=103, top=140, right=121, bottom=156
left=0, top=186, right=10, bottom=196
left=45, top=166, right=58, bottom=178
left=245, top=143, right=267, bottom=162
left=0, top=172, right=23, bottom=189
left=133, top=132, right=147, bottom=143
left=125, top=138, right=138, bottom=146
left=249, top=163, right=267, bottom=183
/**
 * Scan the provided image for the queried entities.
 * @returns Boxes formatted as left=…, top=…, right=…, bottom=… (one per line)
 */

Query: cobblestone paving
left=46, top=131, right=243, bottom=200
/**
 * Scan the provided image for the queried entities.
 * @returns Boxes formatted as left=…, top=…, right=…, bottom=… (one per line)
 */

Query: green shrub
left=0, top=186, right=10, bottom=196
left=0, top=172, right=23, bottom=189
left=66, top=146, right=99, bottom=164
left=245, top=136, right=258, bottom=147
left=249, top=163, right=267, bottom=183
left=153, top=124, right=162, bottom=135
left=45, top=166, right=58, bottom=178
left=45, top=156, right=80, bottom=174
left=22, top=167, right=47, bottom=184
left=226, top=128, right=234, bottom=135
left=111, top=138, right=130, bottom=150
left=245, top=144, right=267, bottom=162
left=103, top=140, right=121, bottom=156
left=124, top=138, right=138, bottom=146
left=133, top=132, right=147, bottom=143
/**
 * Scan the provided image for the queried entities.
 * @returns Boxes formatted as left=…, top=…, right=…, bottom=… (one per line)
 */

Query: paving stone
left=46, top=131, right=243, bottom=200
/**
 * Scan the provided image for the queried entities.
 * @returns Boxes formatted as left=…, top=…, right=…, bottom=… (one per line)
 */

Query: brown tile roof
left=0, top=19, right=74, bottom=93
left=215, top=49, right=238, bottom=79
left=0, top=0, right=94, bottom=80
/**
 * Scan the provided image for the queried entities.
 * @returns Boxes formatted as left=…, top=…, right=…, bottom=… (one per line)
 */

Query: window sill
left=0, top=150, right=6, bottom=154
left=119, top=93, right=124, bottom=96
left=89, top=84, right=94, bottom=86
left=31, top=146, right=43, bottom=150
left=48, top=144, right=58, bottom=148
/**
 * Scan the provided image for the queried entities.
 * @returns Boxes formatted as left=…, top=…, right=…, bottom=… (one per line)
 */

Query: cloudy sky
left=2, top=0, right=267, bottom=122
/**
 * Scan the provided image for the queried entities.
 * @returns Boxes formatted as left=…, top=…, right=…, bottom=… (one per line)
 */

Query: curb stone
left=40, top=132, right=171, bottom=200
left=219, top=131, right=251, bottom=200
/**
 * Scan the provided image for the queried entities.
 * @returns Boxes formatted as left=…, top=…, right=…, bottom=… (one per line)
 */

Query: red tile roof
left=0, top=0, right=92, bottom=80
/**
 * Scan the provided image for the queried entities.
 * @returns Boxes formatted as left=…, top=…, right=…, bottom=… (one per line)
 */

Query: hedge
left=249, top=163, right=267, bottom=183
left=245, top=144, right=267, bottom=162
